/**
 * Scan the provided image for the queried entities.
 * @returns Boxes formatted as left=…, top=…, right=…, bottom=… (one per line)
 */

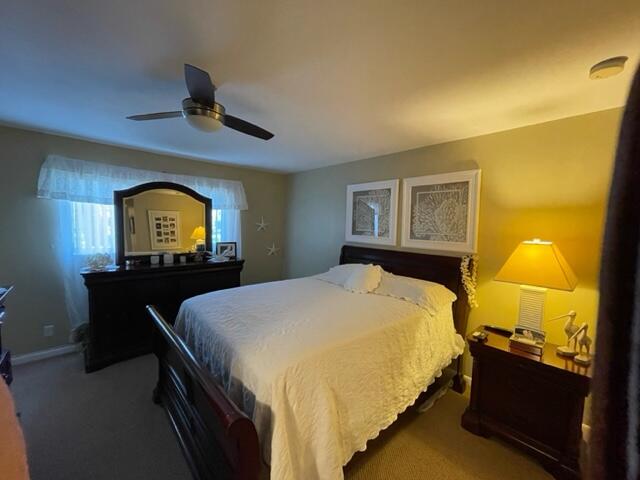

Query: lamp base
left=517, top=285, right=547, bottom=331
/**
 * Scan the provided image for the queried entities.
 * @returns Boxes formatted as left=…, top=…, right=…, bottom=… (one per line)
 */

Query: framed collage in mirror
left=148, top=210, right=182, bottom=250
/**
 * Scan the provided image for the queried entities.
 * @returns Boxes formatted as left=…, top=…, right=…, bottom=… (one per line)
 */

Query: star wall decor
left=256, top=216, right=269, bottom=231
left=267, top=243, right=280, bottom=256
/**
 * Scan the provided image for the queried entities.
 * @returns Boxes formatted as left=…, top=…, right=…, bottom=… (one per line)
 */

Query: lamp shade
left=190, top=226, right=206, bottom=241
left=495, top=239, right=578, bottom=291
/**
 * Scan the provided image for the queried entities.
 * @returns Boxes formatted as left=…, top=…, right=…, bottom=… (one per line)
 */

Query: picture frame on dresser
left=216, top=241, right=237, bottom=260
left=401, top=169, right=481, bottom=254
left=345, top=179, right=399, bottom=246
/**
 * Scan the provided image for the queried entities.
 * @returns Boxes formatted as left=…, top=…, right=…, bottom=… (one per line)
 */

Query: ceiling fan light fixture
left=182, top=98, right=226, bottom=132
left=184, top=113, right=224, bottom=132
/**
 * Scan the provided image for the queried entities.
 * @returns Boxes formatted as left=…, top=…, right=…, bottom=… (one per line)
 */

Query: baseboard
left=12, top=344, right=82, bottom=366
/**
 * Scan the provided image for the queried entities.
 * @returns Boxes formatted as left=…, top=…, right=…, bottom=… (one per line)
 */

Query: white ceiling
left=1, top=0, right=639, bottom=173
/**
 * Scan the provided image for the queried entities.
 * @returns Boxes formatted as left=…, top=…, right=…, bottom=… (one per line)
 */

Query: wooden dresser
left=461, top=328, right=590, bottom=479
left=81, top=261, right=243, bottom=372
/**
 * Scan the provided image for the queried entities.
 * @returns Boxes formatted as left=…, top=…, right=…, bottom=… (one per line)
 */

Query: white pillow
left=314, top=264, right=382, bottom=293
left=374, top=271, right=457, bottom=315
left=344, top=264, right=383, bottom=293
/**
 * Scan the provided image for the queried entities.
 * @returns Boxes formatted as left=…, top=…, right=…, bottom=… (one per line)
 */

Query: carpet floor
left=12, top=353, right=552, bottom=480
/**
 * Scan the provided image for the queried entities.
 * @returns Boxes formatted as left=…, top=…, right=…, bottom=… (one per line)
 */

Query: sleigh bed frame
left=148, top=245, right=471, bottom=480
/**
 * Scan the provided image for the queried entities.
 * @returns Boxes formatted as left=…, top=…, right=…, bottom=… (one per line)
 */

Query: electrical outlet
left=43, top=325, right=55, bottom=337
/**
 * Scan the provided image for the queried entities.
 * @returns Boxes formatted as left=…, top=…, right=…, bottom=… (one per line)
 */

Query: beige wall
left=0, top=125, right=287, bottom=355
left=284, top=108, right=622, bottom=375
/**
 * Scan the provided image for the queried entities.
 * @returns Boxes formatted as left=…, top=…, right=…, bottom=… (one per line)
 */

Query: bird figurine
left=568, top=322, right=592, bottom=366
left=550, top=311, right=579, bottom=357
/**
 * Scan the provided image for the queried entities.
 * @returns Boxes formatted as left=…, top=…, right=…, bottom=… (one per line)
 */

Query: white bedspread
left=176, top=277, right=464, bottom=480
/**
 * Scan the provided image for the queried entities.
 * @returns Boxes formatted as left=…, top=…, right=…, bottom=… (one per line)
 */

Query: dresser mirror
left=114, top=182, right=212, bottom=265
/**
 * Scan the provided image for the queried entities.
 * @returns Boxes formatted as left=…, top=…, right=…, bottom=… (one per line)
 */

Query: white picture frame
left=148, top=210, right=181, bottom=250
left=401, top=169, right=481, bottom=254
left=345, top=179, right=399, bottom=246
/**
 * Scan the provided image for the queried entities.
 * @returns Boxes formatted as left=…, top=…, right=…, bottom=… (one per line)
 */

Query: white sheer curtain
left=213, top=209, right=242, bottom=257
left=53, top=202, right=117, bottom=333
left=39, top=155, right=247, bottom=334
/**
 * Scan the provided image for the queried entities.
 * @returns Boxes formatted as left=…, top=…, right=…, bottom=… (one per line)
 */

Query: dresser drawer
left=477, top=358, right=572, bottom=450
left=83, top=261, right=244, bottom=372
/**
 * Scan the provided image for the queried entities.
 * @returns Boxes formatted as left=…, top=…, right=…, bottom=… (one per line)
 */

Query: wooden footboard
left=147, top=305, right=260, bottom=480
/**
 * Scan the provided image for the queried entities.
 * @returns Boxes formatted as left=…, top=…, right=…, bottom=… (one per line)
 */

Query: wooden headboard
left=340, top=245, right=470, bottom=392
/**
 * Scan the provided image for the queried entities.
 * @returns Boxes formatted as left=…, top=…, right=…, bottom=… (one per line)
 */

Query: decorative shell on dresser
left=85, top=253, right=112, bottom=271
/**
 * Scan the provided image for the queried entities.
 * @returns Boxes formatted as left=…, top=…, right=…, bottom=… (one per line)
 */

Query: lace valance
left=37, top=155, right=248, bottom=210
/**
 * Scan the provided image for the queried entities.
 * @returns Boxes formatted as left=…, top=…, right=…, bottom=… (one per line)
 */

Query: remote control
left=483, top=324, right=513, bottom=337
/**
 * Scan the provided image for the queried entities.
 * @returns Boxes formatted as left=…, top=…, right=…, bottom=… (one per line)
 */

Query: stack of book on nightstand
left=509, top=326, right=546, bottom=356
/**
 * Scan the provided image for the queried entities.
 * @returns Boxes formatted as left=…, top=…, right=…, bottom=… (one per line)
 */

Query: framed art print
left=148, top=210, right=181, bottom=250
left=401, top=170, right=481, bottom=253
left=216, top=241, right=237, bottom=260
left=345, top=179, right=399, bottom=246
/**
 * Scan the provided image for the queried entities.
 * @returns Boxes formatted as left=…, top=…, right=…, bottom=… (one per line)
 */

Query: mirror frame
left=114, top=181, right=213, bottom=265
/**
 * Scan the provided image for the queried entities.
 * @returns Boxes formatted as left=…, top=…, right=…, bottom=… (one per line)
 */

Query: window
left=211, top=209, right=223, bottom=244
left=71, top=202, right=115, bottom=255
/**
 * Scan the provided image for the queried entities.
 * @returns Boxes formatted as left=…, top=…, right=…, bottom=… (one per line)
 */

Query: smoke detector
left=589, top=56, right=628, bottom=80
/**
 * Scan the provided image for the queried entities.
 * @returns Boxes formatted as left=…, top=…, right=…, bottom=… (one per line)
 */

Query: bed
left=148, top=245, right=471, bottom=480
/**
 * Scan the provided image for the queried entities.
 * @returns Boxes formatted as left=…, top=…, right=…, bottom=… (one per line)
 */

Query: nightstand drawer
left=478, top=359, right=572, bottom=450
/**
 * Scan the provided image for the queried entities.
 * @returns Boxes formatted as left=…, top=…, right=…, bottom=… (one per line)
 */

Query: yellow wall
left=284, top=108, right=622, bottom=374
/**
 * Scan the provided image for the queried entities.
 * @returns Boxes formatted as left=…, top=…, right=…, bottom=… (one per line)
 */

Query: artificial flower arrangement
left=460, top=254, right=479, bottom=308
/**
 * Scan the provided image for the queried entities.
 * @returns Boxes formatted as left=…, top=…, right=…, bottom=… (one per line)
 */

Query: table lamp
left=494, top=239, right=578, bottom=333
left=190, top=226, right=206, bottom=252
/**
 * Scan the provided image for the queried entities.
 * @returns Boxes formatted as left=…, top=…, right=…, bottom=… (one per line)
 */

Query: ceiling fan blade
left=224, top=114, right=274, bottom=140
left=126, top=111, right=183, bottom=121
left=184, top=64, right=216, bottom=107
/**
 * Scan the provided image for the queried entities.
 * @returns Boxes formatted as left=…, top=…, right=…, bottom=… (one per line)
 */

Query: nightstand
left=461, top=328, right=590, bottom=480
left=0, top=307, right=12, bottom=385
left=0, top=286, right=14, bottom=385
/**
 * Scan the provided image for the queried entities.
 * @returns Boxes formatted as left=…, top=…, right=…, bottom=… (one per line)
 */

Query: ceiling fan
left=127, top=64, right=274, bottom=140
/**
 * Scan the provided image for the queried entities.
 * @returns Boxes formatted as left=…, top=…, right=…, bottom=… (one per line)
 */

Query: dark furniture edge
left=0, top=285, right=14, bottom=385
left=81, top=260, right=244, bottom=283
left=113, top=181, right=213, bottom=265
